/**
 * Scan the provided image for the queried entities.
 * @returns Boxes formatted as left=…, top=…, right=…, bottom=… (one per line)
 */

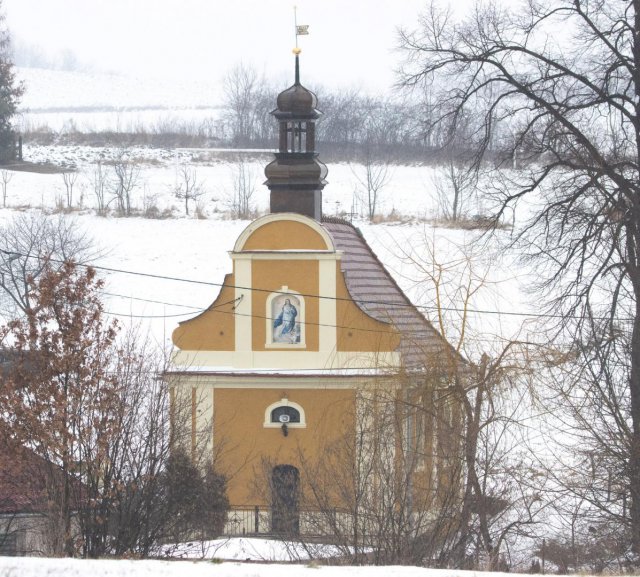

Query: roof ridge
left=321, top=216, right=353, bottom=226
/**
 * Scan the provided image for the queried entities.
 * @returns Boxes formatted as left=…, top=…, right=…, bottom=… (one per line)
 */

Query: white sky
left=3, top=0, right=432, bottom=93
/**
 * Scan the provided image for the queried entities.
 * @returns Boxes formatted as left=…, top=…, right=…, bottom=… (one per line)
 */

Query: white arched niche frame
left=266, top=287, right=306, bottom=348
left=263, top=398, right=307, bottom=429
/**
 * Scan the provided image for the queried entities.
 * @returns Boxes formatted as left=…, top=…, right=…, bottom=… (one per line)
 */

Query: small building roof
left=0, top=445, right=50, bottom=515
left=0, top=443, right=85, bottom=515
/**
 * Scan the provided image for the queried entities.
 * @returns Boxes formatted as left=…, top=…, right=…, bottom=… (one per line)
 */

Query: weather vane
left=293, top=5, right=309, bottom=53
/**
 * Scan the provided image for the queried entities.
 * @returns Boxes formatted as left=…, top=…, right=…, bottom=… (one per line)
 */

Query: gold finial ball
left=292, top=47, right=302, bottom=55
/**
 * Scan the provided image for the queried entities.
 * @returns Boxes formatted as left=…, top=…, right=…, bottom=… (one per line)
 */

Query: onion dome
left=275, top=53, right=320, bottom=119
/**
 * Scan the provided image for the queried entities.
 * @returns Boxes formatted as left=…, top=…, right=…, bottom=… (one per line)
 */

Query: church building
left=170, top=50, right=464, bottom=540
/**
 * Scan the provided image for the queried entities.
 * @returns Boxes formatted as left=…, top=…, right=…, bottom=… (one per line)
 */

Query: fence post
left=255, top=505, right=260, bottom=533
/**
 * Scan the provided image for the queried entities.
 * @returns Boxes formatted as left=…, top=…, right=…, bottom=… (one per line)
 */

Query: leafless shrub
left=172, top=165, right=204, bottom=216
left=108, top=150, right=140, bottom=216
left=61, top=170, right=78, bottom=209
left=89, top=162, right=108, bottom=215
left=0, top=169, right=12, bottom=207
left=226, top=157, right=257, bottom=219
left=432, top=160, right=478, bottom=222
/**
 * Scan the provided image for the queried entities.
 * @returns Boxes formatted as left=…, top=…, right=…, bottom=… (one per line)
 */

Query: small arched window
left=264, top=399, right=306, bottom=428
left=271, top=405, right=301, bottom=424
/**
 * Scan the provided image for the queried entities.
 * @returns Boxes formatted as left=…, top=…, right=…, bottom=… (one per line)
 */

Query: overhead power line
left=0, top=250, right=627, bottom=322
left=87, top=261, right=579, bottom=321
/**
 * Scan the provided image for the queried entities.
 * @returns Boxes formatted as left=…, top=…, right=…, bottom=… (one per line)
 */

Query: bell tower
left=264, top=49, right=328, bottom=220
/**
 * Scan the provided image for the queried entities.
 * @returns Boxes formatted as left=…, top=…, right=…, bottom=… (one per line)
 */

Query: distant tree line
left=219, top=62, right=529, bottom=166
left=18, top=61, right=512, bottom=166
left=12, top=38, right=84, bottom=73
left=220, top=63, right=438, bottom=163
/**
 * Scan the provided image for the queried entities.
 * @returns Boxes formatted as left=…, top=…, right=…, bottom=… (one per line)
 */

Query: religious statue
left=273, top=296, right=300, bottom=343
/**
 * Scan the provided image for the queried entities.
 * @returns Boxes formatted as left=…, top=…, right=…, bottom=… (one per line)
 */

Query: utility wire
left=18, top=266, right=510, bottom=342
left=100, top=292, right=550, bottom=346
left=87, top=261, right=633, bottom=322
left=100, top=291, right=205, bottom=311
left=1, top=250, right=625, bottom=322
left=101, top=291, right=400, bottom=335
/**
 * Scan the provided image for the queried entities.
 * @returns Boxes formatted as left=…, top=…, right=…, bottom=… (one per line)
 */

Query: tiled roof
left=0, top=442, right=86, bottom=515
left=0, top=444, right=51, bottom=514
left=322, top=218, right=465, bottom=371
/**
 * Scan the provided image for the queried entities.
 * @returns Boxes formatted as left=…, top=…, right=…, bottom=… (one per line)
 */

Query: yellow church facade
left=169, top=54, right=463, bottom=539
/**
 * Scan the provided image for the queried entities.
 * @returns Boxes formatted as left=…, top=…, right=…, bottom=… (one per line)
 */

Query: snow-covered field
left=0, top=141, right=532, bottom=355
left=0, top=554, right=526, bottom=577
left=16, top=67, right=225, bottom=134
left=156, top=536, right=353, bottom=561
left=7, top=67, right=539, bottom=357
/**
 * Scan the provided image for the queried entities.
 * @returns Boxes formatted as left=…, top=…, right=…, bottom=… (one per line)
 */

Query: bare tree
left=172, top=165, right=204, bottom=216
left=61, top=170, right=78, bottom=209
left=89, top=162, right=108, bottom=215
left=0, top=212, right=96, bottom=319
left=399, top=0, right=640, bottom=555
left=109, top=150, right=140, bottom=216
left=78, top=326, right=228, bottom=558
left=432, top=160, right=478, bottom=222
left=317, top=88, right=366, bottom=157
left=351, top=149, right=391, bottom=221
left=394, top=233, right=548, bottom=569
left=0, top=168, right=11, bottom=207
left=317, top=90, right=420, bottom=162
left=223, top=63, right=276, bottom=146
left=531, top=310, right=637, bottom=569
left=289, top=384, right=456, bottom=565
left=227, top=157, right=256, bottom=219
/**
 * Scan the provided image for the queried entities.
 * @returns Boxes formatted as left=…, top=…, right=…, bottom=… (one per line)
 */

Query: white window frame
left=263, top=398, right=307, bottom=428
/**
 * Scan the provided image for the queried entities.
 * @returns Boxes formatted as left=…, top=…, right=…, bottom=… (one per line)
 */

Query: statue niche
left=271, top=293, right=302, bottom=345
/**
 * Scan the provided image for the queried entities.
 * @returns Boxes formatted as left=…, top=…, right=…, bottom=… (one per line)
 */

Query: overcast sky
left=3, top=0, right=434, bottom=93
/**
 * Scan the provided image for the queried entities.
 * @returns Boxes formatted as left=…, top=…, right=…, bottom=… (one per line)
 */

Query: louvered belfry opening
left=264, top=53, right=328, bottom=220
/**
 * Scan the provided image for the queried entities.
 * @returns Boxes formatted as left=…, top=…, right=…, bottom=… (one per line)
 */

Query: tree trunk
left=630, top=297, right=640, bottom=555
left=630, top=0, right=640, bottom=549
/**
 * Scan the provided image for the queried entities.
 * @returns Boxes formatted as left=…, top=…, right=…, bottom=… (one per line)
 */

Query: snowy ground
left=16, top=67, right=225, bottom=134
left=0, top=555, right=531, bottom=577
left=0, top=140, right=535, bottom=359
left=156, top=537, right=352, bottom=561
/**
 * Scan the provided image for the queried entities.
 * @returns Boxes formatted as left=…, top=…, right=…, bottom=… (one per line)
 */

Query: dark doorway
left=271, top=464, right=300, bottom=535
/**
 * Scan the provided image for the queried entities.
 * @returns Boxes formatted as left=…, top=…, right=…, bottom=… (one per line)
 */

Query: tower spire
left=293, top=6, right=308, bottom=87
left=264, top=49, right=327, bottom=221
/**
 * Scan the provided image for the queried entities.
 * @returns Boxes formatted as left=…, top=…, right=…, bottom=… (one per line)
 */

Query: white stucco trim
left=166, top=373, right=401, bottom=390
left=172, top=349, right=401, bottom=371
left=263, top=398, right=307, bottom=428
left=193, top=385, right=214, bottom=456
left=233, top=212, right=336, bottom=252
left=231, top=251, right=342, bottom=261
left=234, top=259, right=252, bottom=353
left=318, top=259, right=337, bottom=353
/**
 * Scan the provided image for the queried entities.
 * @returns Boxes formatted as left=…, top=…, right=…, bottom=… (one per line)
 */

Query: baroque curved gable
left=234, top=213, right=335, bottom=252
